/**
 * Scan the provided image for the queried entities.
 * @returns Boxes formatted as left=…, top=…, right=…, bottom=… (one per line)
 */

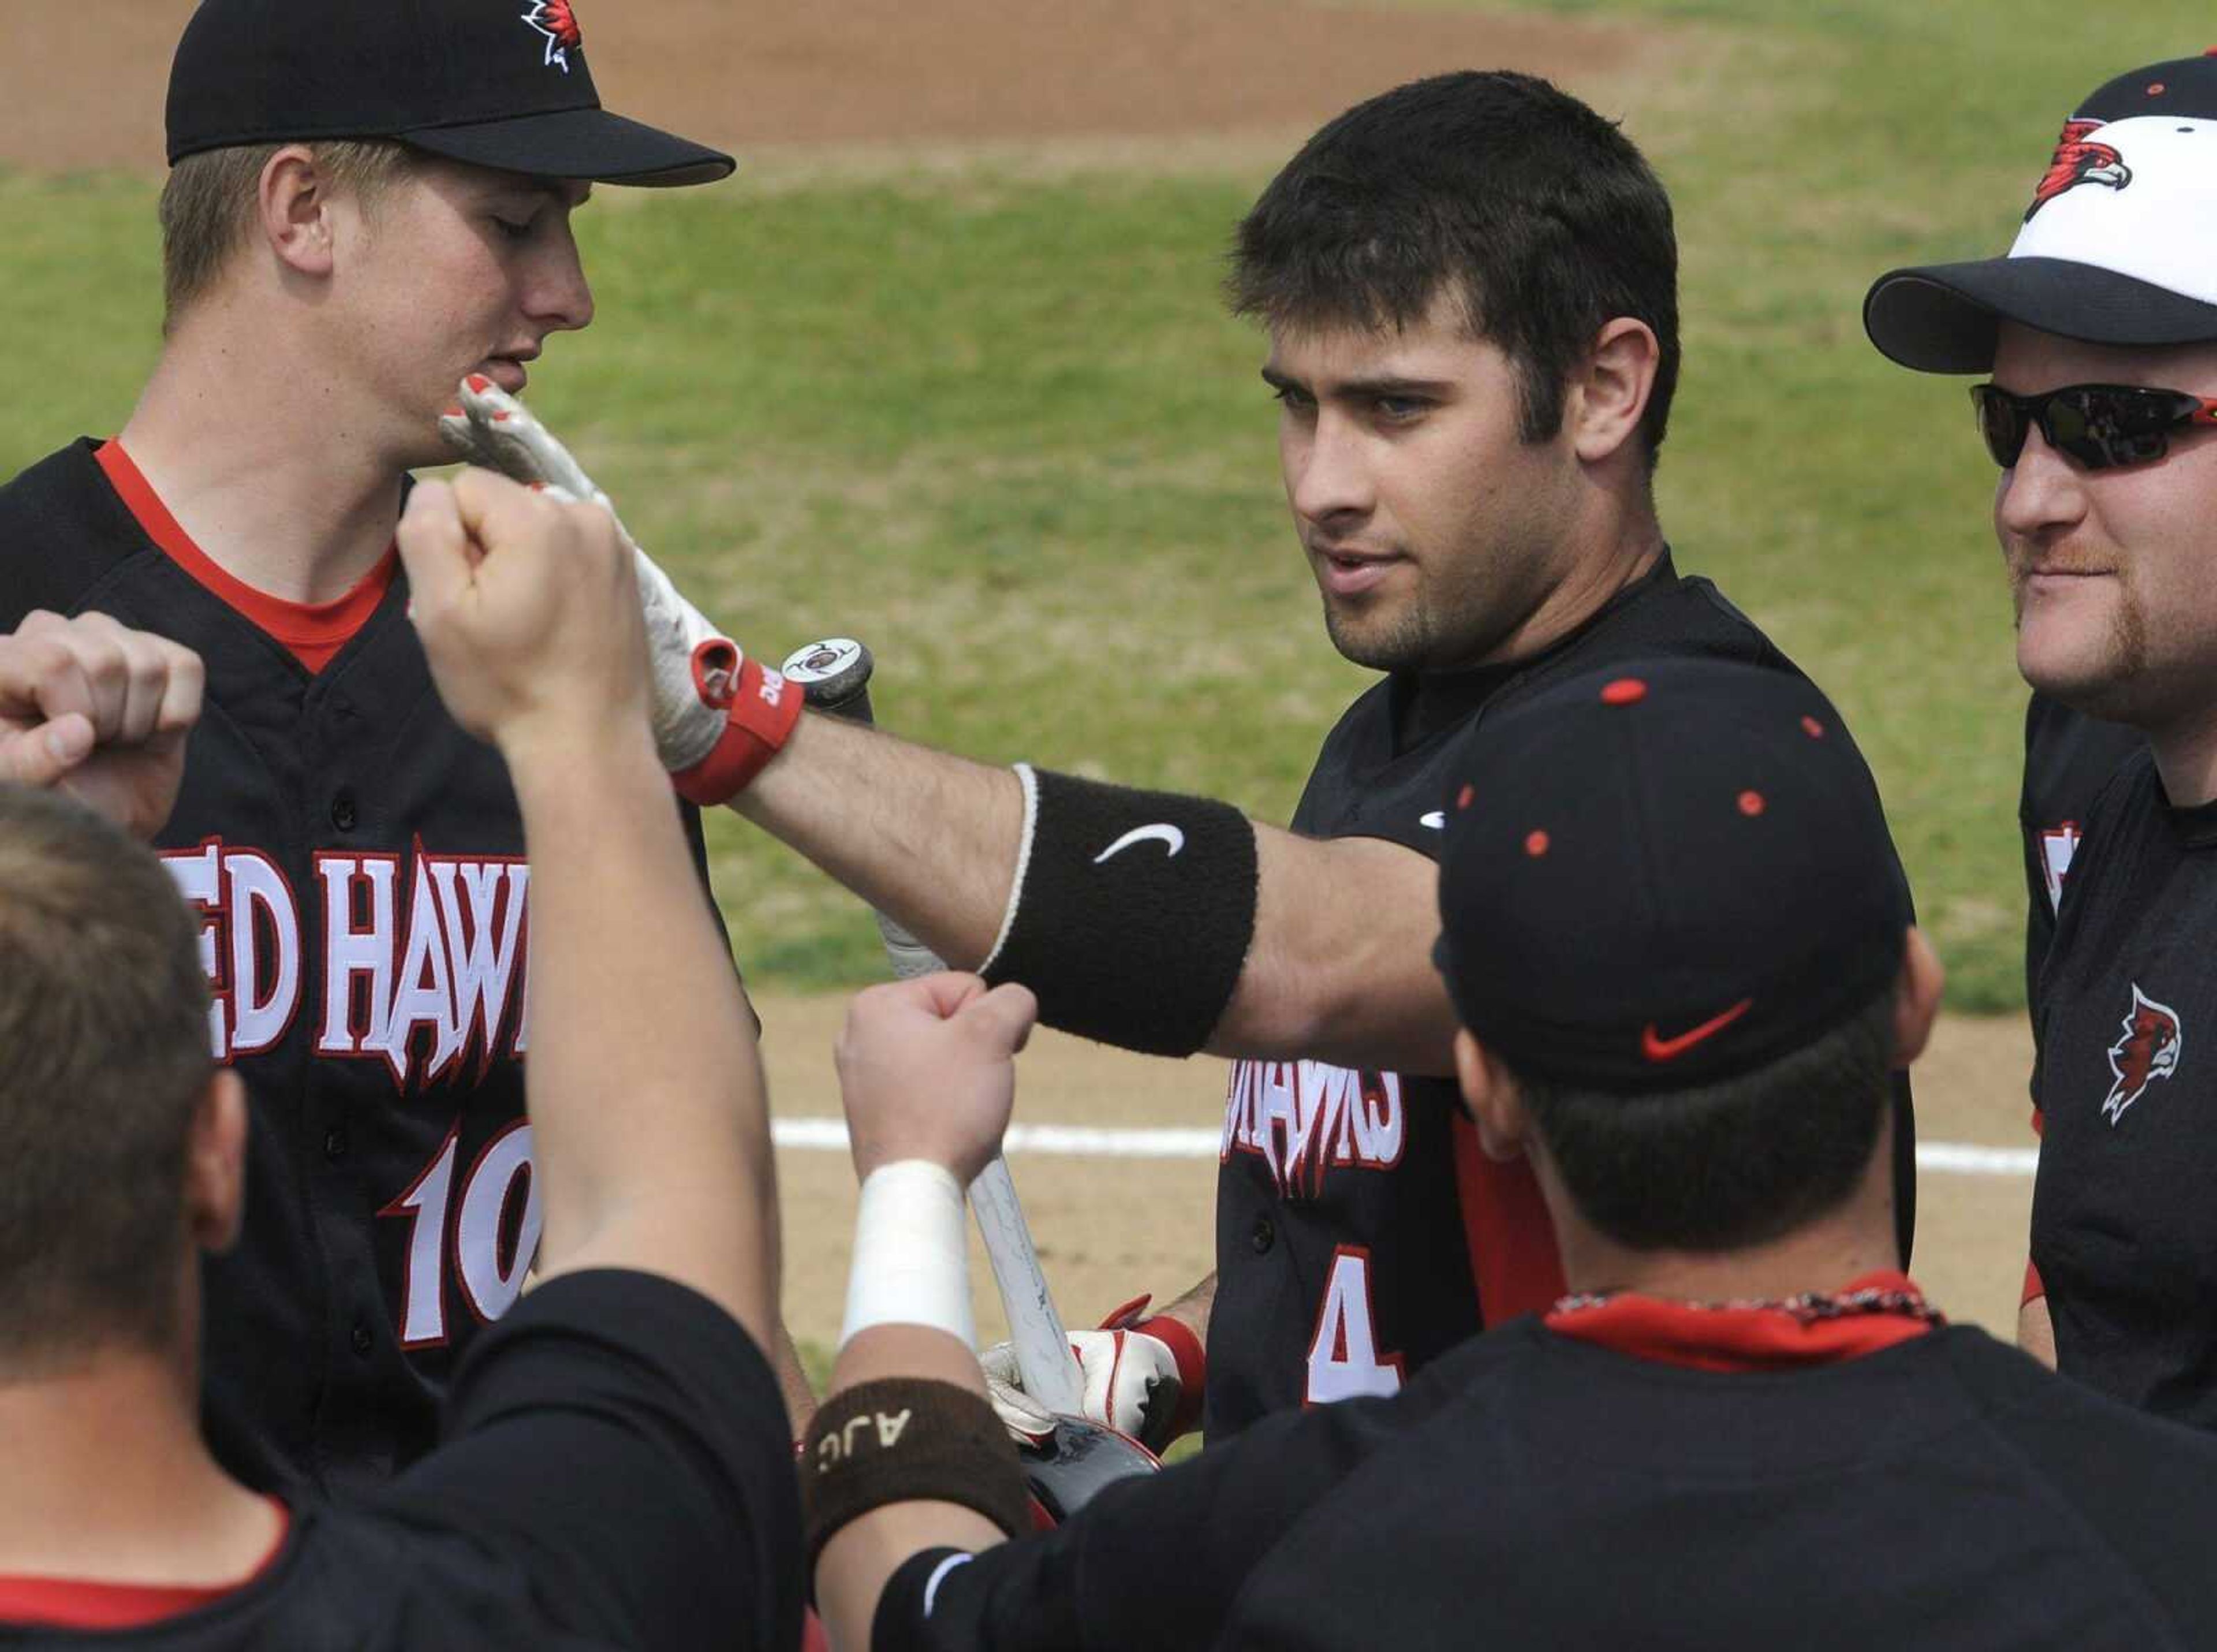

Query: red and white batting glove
left=438, top=378, right=796, bottom=804
left=980, top=1295, right=1205, bottom=1454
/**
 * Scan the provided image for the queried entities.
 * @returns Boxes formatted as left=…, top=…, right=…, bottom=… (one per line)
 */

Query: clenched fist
left=0, top=611, right=203, bottom=840
left=396, top=471, right=652, bottom=766
left=835, top=972, right=1038, bottom=1187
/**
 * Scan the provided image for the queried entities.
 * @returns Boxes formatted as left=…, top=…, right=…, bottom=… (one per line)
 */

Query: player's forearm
left=814, top=1325, right=1009, bottom=1648
left=736, top=712, right=1024, bottom=968
left=1156, top=1270, right=1217, bottom=1345
left=509, top=733, right=777, bottom=1341
left=1208, top=826, right=1459, bottom=1073
left=744, top=728, right=1457, bottom=1072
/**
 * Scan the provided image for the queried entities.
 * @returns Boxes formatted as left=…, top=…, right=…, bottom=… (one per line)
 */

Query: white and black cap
left=167, top=0, right=734, bottom=188
left=1865, top=52, right=2217, bottom=373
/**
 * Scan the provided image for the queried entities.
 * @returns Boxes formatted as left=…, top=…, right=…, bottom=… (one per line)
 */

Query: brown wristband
left=801, top=1378, right=1031, bottom=1576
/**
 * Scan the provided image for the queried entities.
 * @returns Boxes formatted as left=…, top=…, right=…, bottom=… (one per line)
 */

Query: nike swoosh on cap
left=1095, top=823, right=1186, bottom=863
left=1640, top=998, right=1755, bottom=1062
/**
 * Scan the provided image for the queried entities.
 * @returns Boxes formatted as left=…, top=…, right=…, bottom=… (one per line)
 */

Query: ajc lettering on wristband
left=840, top=1160, right=975, bottom=1349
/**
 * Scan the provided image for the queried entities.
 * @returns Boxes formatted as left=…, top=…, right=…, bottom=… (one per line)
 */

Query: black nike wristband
left=980, top=765, right=1259, bottom=1056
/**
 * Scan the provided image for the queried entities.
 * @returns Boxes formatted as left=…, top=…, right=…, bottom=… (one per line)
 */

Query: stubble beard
left=1320, top=559, right=1531, bottom=676
left=2016, top=575, right=2152, bottom=724
left=1322, top=592, right=1442, bottom=673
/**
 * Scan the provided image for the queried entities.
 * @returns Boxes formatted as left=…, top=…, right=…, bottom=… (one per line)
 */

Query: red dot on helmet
left=1600, top=678, right=1647, bottom=706
left=1738, top=790, right=1765, bottom=817
left=2149, top=81, right=2168, bottom=94
left=1457, top=784, right=1475, bottom=810
left=1525, top=829, right=1550, bottom=857
left=1801, top=715, right=1826, bottom=739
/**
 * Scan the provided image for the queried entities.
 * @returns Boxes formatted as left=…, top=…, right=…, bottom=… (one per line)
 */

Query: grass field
left=1, top=0, right=2203, bottom=1009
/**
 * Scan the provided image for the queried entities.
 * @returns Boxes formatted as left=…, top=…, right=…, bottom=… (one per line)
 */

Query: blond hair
left=158, top=139, right=419, bottom=329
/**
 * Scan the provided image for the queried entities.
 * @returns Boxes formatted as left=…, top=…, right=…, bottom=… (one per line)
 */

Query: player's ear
left=184, top=1069, right=251, bottom=1254
left=1890, top=927, right=1944, bottom=1069
left=1566, top=317, right=1659, bottom=468
left=1455, top=1028, right=1528, bottom=1162
left=259, top=145, right=339, bottom=280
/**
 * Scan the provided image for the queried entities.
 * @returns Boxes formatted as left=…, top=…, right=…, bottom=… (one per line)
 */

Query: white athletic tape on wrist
left=840, top=1160, right=975, bottom=1350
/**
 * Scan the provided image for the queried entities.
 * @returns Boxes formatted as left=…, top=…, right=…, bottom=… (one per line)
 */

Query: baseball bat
left=782, top=638, right=1088, bottom=1419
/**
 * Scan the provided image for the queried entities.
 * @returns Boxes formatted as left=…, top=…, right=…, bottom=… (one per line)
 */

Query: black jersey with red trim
left=879, top=1291, right=2217, bottom=1650
left=0, top=1271, right=801, bottom=1650
left=2030, top=748, right=2217, bottom=1425
left=0, top=441, right=729, bottom=1498
left=1204, top=552, right=1919, bottom=1441
left=2020, top=691, right=2141, bottom=1005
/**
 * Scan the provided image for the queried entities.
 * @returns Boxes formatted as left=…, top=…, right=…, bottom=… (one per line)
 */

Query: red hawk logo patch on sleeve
left=2024, top=118, right=2132, bottom=222
left=522, top=2, right=584, bottom=73
left=2102, top=984, right=2182, bottom=1125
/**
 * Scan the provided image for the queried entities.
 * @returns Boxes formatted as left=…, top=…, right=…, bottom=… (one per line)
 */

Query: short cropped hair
left=159, top=140, right=419, bottom=329
left=0, top=786, right=214, bottom=1371
left=1229, top=70, right=1681, bottom=468
left=1514, top=990, right=1895, bottom=1253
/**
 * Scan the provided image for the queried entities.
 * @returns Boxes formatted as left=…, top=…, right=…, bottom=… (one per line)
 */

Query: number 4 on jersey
left=1305, top=1246, right=1405, bottom=1404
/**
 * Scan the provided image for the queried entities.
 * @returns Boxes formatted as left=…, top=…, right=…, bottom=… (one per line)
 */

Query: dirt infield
left=2, top=0, right=1667, bottom=176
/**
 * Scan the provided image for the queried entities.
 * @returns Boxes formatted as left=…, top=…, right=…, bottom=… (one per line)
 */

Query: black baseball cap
left=1431, top=659, right=1910, bottom=1093
left=1865, top=51, right=2217, bottom=373
left=166, top=0, right=734, bottom=187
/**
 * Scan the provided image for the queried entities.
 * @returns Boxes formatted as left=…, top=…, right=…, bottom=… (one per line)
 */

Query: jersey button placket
left=1251, top=1214, right=1275, bottom=1254
left=330, top=790, right=359, bottom=833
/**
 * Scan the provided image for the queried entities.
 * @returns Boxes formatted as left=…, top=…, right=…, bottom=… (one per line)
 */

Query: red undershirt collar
left=0, top=1498, right=290, bottom=1630
left=1543, top=1271, right=1941, bottom=1373
left=95, top=440, right=397, bottom=675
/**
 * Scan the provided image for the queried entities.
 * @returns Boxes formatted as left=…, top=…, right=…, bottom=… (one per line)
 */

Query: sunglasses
left=1970, top=382, right=2217, bottom=471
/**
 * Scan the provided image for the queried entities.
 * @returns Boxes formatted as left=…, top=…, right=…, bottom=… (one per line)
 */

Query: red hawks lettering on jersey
left=1220, top=1060, right=1405, bottom=1198
left=161, top=840, right=532, bottom=1085
left=317, top=845, right=532, bottom=1084
left=165, top=841, right=304, bottom=1058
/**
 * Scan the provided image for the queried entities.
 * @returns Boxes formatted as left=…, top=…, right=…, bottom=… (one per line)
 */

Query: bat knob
left=781, top=637, right=875, bottom=719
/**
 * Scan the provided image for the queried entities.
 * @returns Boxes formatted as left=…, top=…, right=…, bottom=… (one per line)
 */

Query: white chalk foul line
left=772, top=1119, right=2038, bottom=1178
left=1916, top=1142, right=2039, bottom=1178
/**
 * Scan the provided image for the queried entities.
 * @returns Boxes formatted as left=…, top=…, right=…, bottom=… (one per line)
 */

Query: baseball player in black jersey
left=804, top=657, right=2217, bottom=1652
left=0, top=0, right=828, bottom=1497
left=0, top=474, right=800, bottom=1647
left=459, top=69, right=1917, bottom=1451
left=1867, top=53, right=2217, bottom=1416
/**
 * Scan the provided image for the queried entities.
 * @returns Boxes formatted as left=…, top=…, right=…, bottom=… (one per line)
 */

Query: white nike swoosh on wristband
left=1095, top=823, right=1186, bottom=863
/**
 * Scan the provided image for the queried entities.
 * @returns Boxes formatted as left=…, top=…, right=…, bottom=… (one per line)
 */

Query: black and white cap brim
left=402, top=108, right=735, bottom=188
left=1865, top=258, right=2217, bottom=374
left=1865, top=114, right=2217, bottom=374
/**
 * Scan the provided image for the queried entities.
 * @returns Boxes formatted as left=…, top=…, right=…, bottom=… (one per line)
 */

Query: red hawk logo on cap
left=2101, top=984, right=2181, bottom=1125
left=2024, top=119, right=2132, bottom=222
left=522, top=2, right=584, bottom=74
